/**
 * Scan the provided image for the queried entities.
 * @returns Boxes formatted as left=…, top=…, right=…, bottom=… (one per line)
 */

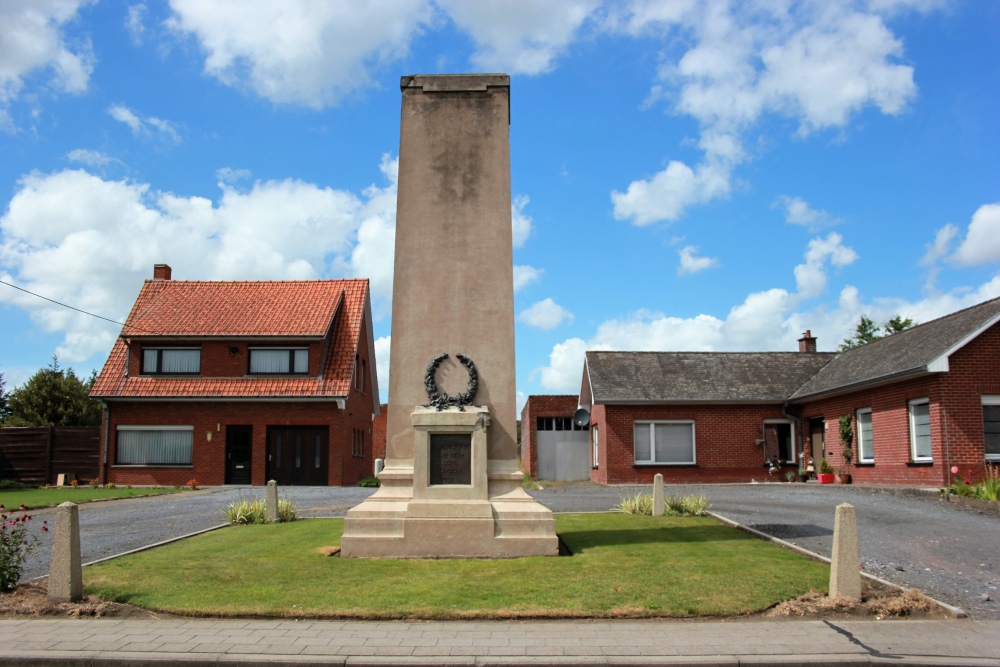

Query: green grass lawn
left=0, top=487, right=183, bottom=510
left=85, top=514, right=829, bottom=619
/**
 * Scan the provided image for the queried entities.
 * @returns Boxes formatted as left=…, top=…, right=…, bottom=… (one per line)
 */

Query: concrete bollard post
left=374, top=458, right=384, bottom=476
left=266, top=480, right=279, bottom=523
left=830, top=502, right=862, bottom=600
left=652, top=473, right=665, bottom=517
left=48, top=502, right=82, bottom=603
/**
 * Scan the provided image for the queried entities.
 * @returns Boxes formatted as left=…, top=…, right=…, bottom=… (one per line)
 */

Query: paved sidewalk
left=1, top=617, right=998, bottom=666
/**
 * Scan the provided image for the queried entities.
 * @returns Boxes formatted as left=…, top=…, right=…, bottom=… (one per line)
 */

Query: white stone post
left=374, top=458, right=384, bottom=476
left=830, top=502, right=861, bottom=600
left=48, top=502, right=82, bottom=603
left=266, top=480, right=279, bottom=523
left=652, top=473, right=665, bottom=517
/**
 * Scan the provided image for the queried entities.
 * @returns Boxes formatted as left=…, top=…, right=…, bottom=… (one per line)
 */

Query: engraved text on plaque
left=429, top=434, right=471, bottom=485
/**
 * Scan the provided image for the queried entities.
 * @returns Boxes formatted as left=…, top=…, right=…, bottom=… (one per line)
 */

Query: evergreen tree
left=4, top=356, right=102, bottom=427
left=839, top=315, right=916, bottom=351
left=0, top=370, right=8, bottom=423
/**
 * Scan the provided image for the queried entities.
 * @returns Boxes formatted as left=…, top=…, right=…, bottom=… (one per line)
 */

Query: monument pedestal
left=341, top=407, right=558, bottom=558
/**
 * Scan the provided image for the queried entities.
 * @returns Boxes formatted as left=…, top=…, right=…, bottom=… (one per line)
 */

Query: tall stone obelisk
left=341, top=74, right=558, bottom=558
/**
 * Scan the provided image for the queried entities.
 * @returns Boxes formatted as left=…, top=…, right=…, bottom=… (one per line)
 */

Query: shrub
left=978, top=465, right=1000, bottom=502
left=820, top=458, right=834, bottom=475
left=358, top=476, right=381, bottom=488
left=666, top=493, right=710, bottom=516
left=0, top=504, right=47, bottom=591
left=185, top=479, right=200, bottom=491
left=88, top=478, right=99, bottom=488
left=104, top=482, right=116, bottom=489
left=222, top=493, right=299, bottom=524
left=0, top=480, right=30, bottom=490
left=613, top=491, right=654, bottom=515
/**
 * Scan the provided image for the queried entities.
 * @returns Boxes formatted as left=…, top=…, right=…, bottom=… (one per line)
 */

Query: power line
left=0, top=279, right=148, bottom=334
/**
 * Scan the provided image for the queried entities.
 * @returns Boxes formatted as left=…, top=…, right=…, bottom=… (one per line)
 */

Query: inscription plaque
left=429, top=433, right=472, bottom=485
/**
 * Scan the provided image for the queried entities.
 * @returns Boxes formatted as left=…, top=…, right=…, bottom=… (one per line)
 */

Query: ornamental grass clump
left=613, top=491, right=654, bottom=515
left=666, top=493, right=710, bottom=517
left=1, top=504, right=47, bottom=591
left=223, top=493, right=298, bottom=525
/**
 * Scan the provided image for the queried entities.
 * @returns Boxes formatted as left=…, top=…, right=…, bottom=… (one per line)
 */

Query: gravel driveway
left=18, top=482, right=1000, bottom=620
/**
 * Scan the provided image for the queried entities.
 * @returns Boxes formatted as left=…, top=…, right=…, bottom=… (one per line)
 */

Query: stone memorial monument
left=340, top=74, right=558, bottom=558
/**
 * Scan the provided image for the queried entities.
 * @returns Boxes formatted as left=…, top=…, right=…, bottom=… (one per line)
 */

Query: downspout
left=782, top=402, right=803, bottom=465
left=101, top=401, right=110, bottom=485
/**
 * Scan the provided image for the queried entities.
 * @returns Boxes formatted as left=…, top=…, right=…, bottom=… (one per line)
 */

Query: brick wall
left=794, top=321, right=1000, bottom=486
left=519, top=395, right=580, bottom=477
left=373, top=404, right=388, bottom=463
left=595, top=403, right=797, bottom=484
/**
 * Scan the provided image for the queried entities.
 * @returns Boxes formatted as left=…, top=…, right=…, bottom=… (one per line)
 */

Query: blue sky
left=1, top=1, right=998, bottom=411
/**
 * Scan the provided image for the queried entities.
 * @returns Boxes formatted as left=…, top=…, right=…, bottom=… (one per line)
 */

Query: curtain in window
left=142, top=350, right=158, bottom=373
left=161, top=349, right=200, bottom=373
left=634, top=424, right=651, bottom=461
left=654, top=423, right=694, bottom=463
left=858, top=410, right=874, bottom=461
left=911, top=402, right=932, bottom=458
left=251, top=349, right=290, bottom=373
left=294, top=349, right=308, bottom=373
left=118, top=429, right=193, bottom=464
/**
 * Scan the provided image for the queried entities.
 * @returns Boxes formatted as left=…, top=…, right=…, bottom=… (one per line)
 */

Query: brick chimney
left=798, top=329, right=817, bottom=353
left=153, top=264, right=172, bottom=280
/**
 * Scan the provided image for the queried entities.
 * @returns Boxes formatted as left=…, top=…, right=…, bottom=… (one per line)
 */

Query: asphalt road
left=18, top=482, right=1000, bottom=619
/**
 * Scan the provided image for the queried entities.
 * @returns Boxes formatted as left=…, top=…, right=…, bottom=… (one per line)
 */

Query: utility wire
left=0, top=278, right=152, bottom=335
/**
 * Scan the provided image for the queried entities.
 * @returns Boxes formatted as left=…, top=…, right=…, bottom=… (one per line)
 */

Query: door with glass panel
left=266, top=427, right=329, bottom=485
left=225, top=425, right=253, bottom=484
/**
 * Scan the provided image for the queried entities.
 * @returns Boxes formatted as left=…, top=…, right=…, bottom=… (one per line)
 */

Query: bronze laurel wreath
left=424, top=353, right=479, bottom=411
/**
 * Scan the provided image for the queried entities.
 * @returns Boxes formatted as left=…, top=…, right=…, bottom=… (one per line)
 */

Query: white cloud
left=511, top=194, right=533, bottom=248
left=0, top=158, right=397, bottom=362
left=611, top=1, right=923, bottom=225
left=951, top=203, right=1000, bottom=267
left=438, top=0, right=600, bottom=75
left=66, top=149, right=114, bottom=167
left=513, top=265, right=543, bottom=292
left=165, top=0, right=433, bottom=108
left=920, top=223, right=957, bottom=291
left=537, top=337, right=591, bottom=393
left=108, top=104, right=181, bottom=143
left=0, top=0, right=95, bottom=129
left=374, top=335, right=390, bottom=400
left=125, top=4, right=146, bottom=45
left=776, top=195, right=843, bottom=231
left=215, top=167, right=251, bottom=185
left=677, top=245, right=719, bottom=275
left=793, top=232, right=858, bottom=299
left=611, top=159, right=730, bottom=226
left=518, top=298, right=574, bottom=330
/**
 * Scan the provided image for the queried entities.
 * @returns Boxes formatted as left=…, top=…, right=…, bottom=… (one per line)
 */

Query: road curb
left=706, top=511, right=968, bottom=619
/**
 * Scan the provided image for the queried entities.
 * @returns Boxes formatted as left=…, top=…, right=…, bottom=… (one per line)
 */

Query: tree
left=4, top=356, right=102, bottom=427
left=0, top=370, right=8, bottom=423
left=839, top=315, right=916, bottom=351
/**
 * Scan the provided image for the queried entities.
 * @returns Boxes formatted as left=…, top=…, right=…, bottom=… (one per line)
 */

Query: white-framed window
left=982, top=396, right=1000, bottom=461
left=249, top=347, right=308, bottom=374
left=857, top=408, right=874, bottom=463
left=909, top=398, right=932, bottom=461
left=592, top=426, right=599, bottom=468
left=141, top=348, right=200, bottom=374
left=634, top=420, right=696, bottom=465
left=116, top=426, right=193, bottom=465
left=763, top=419, right=796, bottom=463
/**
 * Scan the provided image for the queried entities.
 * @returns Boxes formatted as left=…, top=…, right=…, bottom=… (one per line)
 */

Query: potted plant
left=817, top=458, right=835, bottom=484
left=837, top=414, right=854, bottom=484
left=797, top=466, right=809, bottom=483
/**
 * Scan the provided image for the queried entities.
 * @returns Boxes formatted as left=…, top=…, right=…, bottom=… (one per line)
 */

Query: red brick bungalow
left=574, top=296, right=1000, bottom=486
left=520, top=395, right=591, bottom=480
left=89, top=265, right=379, bottom=487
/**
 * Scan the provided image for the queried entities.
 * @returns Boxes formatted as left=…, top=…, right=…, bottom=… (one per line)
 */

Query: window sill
left=906, top=460, right=934, bottom=467
left=854, top=462, right=875, bottom=468
left=112, top=464, right=194, bottom=468
left=634, top=463, right=698, bottom=468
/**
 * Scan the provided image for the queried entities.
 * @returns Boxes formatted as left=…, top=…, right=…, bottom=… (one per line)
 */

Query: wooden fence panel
left=0, top=427, right=101, bottom=486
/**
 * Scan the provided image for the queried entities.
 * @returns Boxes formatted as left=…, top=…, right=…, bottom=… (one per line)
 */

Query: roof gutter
left=787, top=366, right=933, bottom=404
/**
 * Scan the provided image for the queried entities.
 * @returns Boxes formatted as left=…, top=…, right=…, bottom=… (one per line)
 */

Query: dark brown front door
left=809, top=418, right=825, bottom=467
left=225, top=425, right=253, bottom=485
left=266, top=427, right=329, bottom=486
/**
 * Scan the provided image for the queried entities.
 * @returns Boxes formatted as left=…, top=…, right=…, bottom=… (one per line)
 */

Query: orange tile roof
left=91, top=278, right=370, bottom=399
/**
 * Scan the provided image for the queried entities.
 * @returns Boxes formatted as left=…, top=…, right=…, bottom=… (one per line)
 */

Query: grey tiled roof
left=789, top=295, right=1000, bottom=400
left=585, top=351, right=836, bottom=403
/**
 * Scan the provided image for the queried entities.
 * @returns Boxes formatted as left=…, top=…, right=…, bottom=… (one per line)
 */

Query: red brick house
left=90, top=264, right=379, bottom=487
left=566, top=296, right=1000, bottom=486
